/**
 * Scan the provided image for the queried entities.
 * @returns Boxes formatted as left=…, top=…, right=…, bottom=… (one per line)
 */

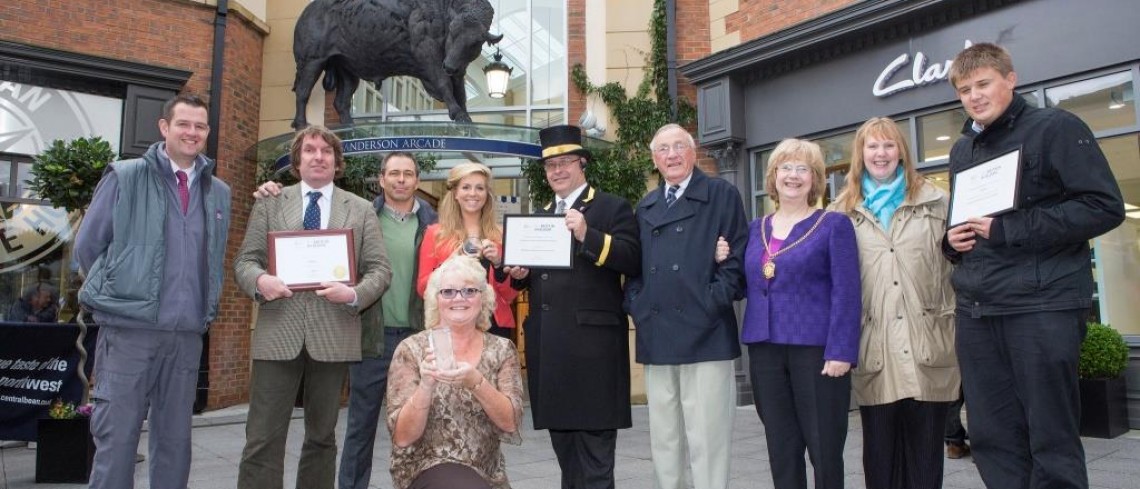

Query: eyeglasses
left=652, top=142, right=691, bottom=155
left=544, top=158, right=579, bottom=171
left=438, top=287, right=482, bottom=299
left=776, top=164, right=812, bottom=175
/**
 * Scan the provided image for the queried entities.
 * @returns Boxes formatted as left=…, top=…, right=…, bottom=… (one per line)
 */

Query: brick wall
left=726, top=0, right=857, bottom=42
left=675, top=0, right=717, bottom=174
left=0, top=0, right=266, bottom=409
left=568, top=0, right=587, bottom=129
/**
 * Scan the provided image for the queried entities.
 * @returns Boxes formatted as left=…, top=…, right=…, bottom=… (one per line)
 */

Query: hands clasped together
left=416, top=348, right=484, bottom=393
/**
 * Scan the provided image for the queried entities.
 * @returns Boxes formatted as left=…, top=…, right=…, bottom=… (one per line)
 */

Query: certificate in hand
left=268, top=229, right=357, bottom=291
left=948, top=147, right=1022, bottom=227
left=501, top=214, right=572, bottom=269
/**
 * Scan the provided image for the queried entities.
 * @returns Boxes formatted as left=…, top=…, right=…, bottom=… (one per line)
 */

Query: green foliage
left=1079, top=322, right=1129, bottom=379
left=522, top=147, right=650, bottom=207
left=256, top=153, right=439, bottom=200
left=28, top=137, right=116, bottom=214
left=526, top=0, right=695, bottom=207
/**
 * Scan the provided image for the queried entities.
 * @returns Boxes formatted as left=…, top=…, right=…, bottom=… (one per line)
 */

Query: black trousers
left=860, top=399, right=949, bottom=489
left=944, top=390, right=967, bottom=445
left=749, top=343, right=850, bottom=489
left=549, top=429, right=618, bottom=489
left=957, top=310, right=1088, bottom=489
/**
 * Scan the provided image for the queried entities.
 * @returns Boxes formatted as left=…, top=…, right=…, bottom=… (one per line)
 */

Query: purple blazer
left=741, top=210, right=862, bottom=364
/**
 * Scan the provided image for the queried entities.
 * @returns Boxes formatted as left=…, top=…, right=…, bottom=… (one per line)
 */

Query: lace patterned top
left=386, top=330, right=524, bottom=489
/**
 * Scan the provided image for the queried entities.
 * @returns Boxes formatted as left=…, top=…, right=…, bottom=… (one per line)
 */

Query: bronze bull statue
left=292, top=0, right=504, bottom=129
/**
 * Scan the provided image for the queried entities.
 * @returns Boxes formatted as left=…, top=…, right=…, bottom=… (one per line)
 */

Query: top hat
left=538, top=125, right=591, bottom=161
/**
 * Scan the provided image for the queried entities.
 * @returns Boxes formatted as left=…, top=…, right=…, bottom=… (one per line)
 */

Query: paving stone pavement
left=2, top=405, right=1138, bottom=489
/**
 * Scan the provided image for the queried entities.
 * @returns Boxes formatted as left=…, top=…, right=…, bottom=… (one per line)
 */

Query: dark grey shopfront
left=683, top=0, right=1140, bottom=425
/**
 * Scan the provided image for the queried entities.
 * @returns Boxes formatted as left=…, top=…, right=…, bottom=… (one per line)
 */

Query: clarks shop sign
left=872, top=41, right=972, bottom=98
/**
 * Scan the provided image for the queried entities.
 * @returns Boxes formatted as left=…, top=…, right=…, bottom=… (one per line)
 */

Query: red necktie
left=176, top=171, right=190, bottom=214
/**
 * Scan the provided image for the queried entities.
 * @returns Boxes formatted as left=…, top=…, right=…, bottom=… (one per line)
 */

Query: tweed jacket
left=234, top=184, right=391, bottom=362
left=834, top=183, right=959, bottom=405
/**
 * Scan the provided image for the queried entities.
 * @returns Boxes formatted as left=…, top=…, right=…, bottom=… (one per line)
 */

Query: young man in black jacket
left=943, top=43, right=1124, bottom=489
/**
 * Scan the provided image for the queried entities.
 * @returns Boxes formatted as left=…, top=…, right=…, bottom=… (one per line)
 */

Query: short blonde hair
left=949, top=42, right=1014, bottom=88
left=764, top=139, right=826, bottom=207
left=423, top=256, right=496, bottom=332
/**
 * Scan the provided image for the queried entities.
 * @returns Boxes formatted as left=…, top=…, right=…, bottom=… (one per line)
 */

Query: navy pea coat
left=625, top=170, right=748, bottom=365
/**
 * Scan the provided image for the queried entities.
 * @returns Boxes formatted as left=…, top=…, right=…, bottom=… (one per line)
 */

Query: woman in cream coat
left=830, top=118, right=958, bottom=489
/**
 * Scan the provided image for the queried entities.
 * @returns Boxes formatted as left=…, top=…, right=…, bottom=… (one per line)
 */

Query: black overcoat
left=521, top=186, right=641, bottom=430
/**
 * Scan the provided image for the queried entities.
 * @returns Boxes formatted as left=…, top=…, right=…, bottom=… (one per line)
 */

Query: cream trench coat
left=832, top=182, right=960, bottom=406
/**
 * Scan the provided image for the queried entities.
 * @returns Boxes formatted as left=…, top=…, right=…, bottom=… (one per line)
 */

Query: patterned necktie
left=665, top=185, right=680, bottom=207
left=176, top=171, right=190, bottom=214
left=555, top=199, right=567, bottom=215
left=303, top=191, right=322, bottom=230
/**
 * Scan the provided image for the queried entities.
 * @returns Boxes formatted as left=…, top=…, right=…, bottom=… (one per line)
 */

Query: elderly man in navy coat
left=624, top=123, right=748, bottom=489
left=506, top=125, right=640, bottom=489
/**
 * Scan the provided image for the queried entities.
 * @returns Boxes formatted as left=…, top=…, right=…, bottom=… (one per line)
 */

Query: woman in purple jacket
left=723, top=138, right=861, bottom=489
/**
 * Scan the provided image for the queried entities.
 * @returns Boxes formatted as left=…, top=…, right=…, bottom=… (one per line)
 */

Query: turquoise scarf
left=861, top=167, right=905, bottom=231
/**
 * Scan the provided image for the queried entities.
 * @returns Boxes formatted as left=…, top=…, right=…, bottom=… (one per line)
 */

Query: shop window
left=0, top=159, right=77, bottom=322
left=0, top=198, right=76, bottom=324
left=918, top=109, right=968, bottom=163
left=1046, top=71, right=1136, bottom=133
left=0, top=155, right=38, bottom=199
left=750, top=149, right=774, bottom=218
left=1093, top=133, right=1140, bottom=335
left=1019, top=90, right=1042, bottom=108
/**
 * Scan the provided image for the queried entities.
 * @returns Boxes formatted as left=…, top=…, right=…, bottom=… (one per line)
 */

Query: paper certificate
left=948, top=148, right=1022, bottom=227
left=268, top=229, right=357, bottom=291
left=501, top=214, right=573, bottom=269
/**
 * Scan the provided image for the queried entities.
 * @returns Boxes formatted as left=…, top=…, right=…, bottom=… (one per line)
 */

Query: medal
left=762, top=260, right=776, bottom=279
left=759, top=211, right=828, bottom=281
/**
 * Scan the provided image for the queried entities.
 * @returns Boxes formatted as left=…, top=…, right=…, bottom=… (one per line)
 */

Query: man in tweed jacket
left=234, top=125, right=391, bottom=489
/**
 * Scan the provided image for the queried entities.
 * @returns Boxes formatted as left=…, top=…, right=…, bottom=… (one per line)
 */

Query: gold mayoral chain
left=759, top=211, right=827, bottom=279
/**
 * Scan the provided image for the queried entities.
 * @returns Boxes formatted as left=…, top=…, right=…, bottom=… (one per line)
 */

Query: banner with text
left=0, top=324, right=96, bottom=440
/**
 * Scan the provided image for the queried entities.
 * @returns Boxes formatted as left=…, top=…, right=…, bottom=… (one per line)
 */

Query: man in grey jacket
left=75, top=93, right=232, bottom=489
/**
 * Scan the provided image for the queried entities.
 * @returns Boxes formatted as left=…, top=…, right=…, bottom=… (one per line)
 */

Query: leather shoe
left=946, top=442, right=971, bottom=459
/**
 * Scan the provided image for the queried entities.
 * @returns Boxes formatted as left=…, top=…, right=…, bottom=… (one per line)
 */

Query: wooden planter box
left=1079, top=377, right=1130, bottom=439
left=35, top=417, right=95, bottom=483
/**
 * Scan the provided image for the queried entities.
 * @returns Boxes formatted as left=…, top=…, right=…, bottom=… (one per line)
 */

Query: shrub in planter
left=1078, top=322, right=1129, bottom=438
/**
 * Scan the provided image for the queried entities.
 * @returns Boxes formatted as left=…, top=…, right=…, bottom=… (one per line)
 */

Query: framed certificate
left=268, top=229, right=357, bottom=291
left=948, top=147, right=1022, bottom=227
left=501, top=214, right=573, bottom=269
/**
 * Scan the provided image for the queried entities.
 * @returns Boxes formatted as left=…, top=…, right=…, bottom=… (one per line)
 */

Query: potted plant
left=36, top=399, right=96, bottom=483
left=27, top=136, right=116, bottom=406
left=1078, top=321, right=1130, bottom=438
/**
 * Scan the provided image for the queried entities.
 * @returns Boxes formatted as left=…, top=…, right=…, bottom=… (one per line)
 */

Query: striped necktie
left=665, top=185, right=680, bottom=207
